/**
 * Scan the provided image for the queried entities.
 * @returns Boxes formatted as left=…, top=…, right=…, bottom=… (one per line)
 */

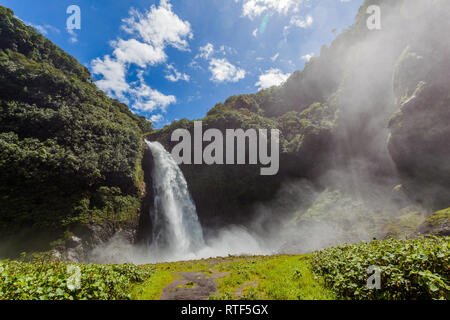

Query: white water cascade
left=145, top=140, right=205, bottom=257
left=88, top=140, right=268, bottom=264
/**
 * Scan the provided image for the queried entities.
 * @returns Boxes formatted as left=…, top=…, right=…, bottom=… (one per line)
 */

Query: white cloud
left=252, top=28, right=258, bottom=37
left=219, top=45, right=236, bottom=56
left=270, top=52, right=280, bottom=62
left=130, top=73, right=176, bottom=113
left=196, top=43, right=214, bottom=60
left=34, top=25, right=49, bottom=35
left=112, top=39, right=166, bottom=67
left=149, top=114, right=164, bottom=124
left=255, top=68, right=290, bottom=90
left=91, top=55, right=129, bottom=100
left=122, top=0, right=193, bottom=51
left=24, top=21, right=60, bottom=35
left=240, top=0, right=300, bottom=19
left=91, top=0, right=191, bottom=115
left=301, top=53, right=315, bottom=62
left=283, top=14, right=314, bottom=38
left=165, top=64, right=190, bottom=82
left=290, top=15, right=313, bottom=28
left=209, top=58, right=246, bottom=83
left=193, top=43, right=245, bottom=83
left=67, top=28, right=78, bottom=43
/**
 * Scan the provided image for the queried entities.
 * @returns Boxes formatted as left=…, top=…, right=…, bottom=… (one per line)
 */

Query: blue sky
left=2, top=0, right=363, bottom=127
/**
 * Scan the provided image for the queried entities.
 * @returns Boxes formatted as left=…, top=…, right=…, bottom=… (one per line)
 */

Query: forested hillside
left=0, top=6, right=151, bottom=258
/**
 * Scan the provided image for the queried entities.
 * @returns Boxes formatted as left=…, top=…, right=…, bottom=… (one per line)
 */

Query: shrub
left=312, top=237, right=449, bottom=300
left=0, top=259, right=153, bottom=300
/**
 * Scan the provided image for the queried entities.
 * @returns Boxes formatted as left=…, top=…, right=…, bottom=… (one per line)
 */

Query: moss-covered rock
left=292, top=188, right=390, bottom=244
left=417, top=208, right=450, bottom=236
left=388, top=58, right=450, bottom=209
left=382, top=207, right=426, bottom=239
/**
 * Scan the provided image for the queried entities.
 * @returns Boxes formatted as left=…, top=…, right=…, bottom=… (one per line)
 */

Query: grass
left=130, top=237, right=449, bottom=300
left=2, top=237, right=447, bottom=300
left=130, top=259, right=214, bottom=300
left=211, top=255, right=335, bottom=300
left=130, top=271, right=178, bottom=300
left=130, top=255, right=335, bottom=300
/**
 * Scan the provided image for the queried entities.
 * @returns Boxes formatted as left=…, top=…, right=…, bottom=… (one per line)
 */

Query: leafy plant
left=312, top=237, right=450, bottom=300
left=0, top=259, right=154, bottom=300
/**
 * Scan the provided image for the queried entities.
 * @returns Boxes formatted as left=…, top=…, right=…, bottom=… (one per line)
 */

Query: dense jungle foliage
left=312, top=237, right=450, bottom=300
left=0, top=257, right=153, bottom=300
left=0, top=6, right=151, bottom=256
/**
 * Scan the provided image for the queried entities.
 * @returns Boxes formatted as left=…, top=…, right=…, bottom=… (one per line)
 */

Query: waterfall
left=145, top=140, right=205, bottom=256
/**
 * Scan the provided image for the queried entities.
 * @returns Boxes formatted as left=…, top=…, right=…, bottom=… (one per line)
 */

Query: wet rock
left=417, top=207, right=450, bottom=236
left=388, top=46, right=450, bottom=209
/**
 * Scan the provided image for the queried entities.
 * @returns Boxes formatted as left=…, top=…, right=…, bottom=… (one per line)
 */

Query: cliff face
left=388, top=43, right=450, bottom=210
left=0, top=6, right=150, bottom=258
left=149, top=0, right=450, bottom=236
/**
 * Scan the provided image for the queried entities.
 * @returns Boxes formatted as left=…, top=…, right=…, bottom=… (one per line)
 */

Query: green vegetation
left=210, top=255, right=335, bottom=300
left=294, top=189, right=382, bottom=235
left=383, top=209, right=426, bottom=239
left=0, top=258, right=153, bottom=300
left=132, top=239, right=448, bottom=300
left=131, top=255, right=335, bottom=300
left=312, top=237, right=450, bottom=300
left=418, top=208, right=450, bottom=236
left=0, top=3, right=449, bottom=306
left=131, top=271, right=179, bottom=300
left=0, top=7, right=90, bottom=81
left=423, top=208, right=450, bottom=228
left=1, top=238, right=448, bottom=300
left=0, top=6, right=152, bottom=255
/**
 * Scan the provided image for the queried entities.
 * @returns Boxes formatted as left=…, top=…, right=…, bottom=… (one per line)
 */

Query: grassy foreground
left=131, top=255, right=335, bottom=300
left=0, top=237, right=448, bottom=300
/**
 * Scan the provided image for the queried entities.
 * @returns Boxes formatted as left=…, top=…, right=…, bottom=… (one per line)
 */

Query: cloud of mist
left=89, top=225, right=273, bottom=264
